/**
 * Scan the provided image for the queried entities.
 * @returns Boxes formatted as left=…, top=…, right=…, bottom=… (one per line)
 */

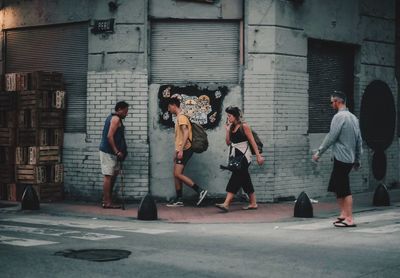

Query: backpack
left=185, top=116, right=208, bottom=153
left=240, top=124, right=263, bottom=155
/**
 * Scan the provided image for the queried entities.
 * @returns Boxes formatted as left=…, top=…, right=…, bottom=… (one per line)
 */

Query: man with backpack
left=166, top=97, right=208, bottom=207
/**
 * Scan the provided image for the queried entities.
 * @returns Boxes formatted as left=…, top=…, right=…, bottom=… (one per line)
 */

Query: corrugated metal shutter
left=151, top=21, right=239, bottom=84
left=5, top=22, right=88, bottom=133
left=308, top=39, right=355, bottom=133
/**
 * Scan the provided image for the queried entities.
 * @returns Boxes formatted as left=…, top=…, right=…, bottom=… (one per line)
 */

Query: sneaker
left=166, top=197, right=184, bottom=207
left=196, top=189, right=208, bottom=206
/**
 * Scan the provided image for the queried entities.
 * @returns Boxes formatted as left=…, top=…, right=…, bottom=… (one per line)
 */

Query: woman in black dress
left=216, top=106, right=265, bottom=212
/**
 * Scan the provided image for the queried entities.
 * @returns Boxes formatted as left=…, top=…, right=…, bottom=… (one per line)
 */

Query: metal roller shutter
left=308, top=39, right=355, bottom=133
left=5, top=22, right=88, bottom=133
left=151, top=21, right=239, bottom=84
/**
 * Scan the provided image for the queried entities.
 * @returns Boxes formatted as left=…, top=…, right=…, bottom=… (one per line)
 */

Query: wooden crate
left=0, top=128, right=16, bottom=146
left=16, top=164, right=46, bottom=184
left=0, top=146, right=16, bottom=164
left=51, top=164, right=64, bottom=183
left=53, top=90, right=66, bottom=109
left=0, top=164, right=15, bottom=183
left=15, top=147, right=28, bottom=165
left=5, top=73, right=29, bottom=92
left=0, top=111, right=17, bottom=128
left=33, top=110, right=64, bottom=128
left=18, top=90, right=52, bottom=110
left=32, top=183, right=63, bottom=202
left=30, top=71, right=64, bottom=90
left=18, top=110, right=63, bottom=129
left=29, top=146, right=61, bottom=165
left=17, top=128, right=63, bottom=146
left=0, top=92, right=17, bottom=110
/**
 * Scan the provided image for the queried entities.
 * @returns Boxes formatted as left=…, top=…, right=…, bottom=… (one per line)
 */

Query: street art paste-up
left=158, top=85, right=228, bottom=129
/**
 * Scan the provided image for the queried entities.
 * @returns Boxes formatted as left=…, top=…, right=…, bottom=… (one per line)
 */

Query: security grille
left=151, top=20, right=239, bottom=84
left=308, top=39, right=355, bottom=133
left=5, top=22, right=88, bottom=133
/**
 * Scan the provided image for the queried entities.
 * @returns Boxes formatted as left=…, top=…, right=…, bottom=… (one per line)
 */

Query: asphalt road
left=1, top=206, right=400, bottom=278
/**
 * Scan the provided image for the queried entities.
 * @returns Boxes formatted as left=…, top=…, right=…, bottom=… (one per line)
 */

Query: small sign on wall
left=158, top=85, right=228, bottom=129
left=91, top=19, right=115, bottom=34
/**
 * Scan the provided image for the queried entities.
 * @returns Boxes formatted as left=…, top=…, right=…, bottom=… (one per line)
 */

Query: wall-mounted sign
left=91, top=19, right=115, bottom=34
left=158, top=85, right=228, bottom=129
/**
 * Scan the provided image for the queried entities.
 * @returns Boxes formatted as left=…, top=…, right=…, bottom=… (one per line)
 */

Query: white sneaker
left=166, top=198, right=184, bottom=207
left=196, top=190, right=208, bottom=206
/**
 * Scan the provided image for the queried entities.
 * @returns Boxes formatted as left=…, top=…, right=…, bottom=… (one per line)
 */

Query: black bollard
left=21, top=185, right=40, bottom=210
left=137, top=193, right=158, bottom=220
left=373, top=183, right=390, bottom=206
left=294, top=191, right=313, bottom=218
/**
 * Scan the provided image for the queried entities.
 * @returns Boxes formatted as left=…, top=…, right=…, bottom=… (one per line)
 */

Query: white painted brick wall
left=63, top=70, right=149, bottom=201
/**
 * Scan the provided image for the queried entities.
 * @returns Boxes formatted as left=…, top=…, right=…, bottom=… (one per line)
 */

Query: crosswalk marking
left=5, top=218, right=111, bottom=229
left=2, top=218, right=176, bottom=235
left=0, top=235, right=58, bottom=247
left=0, top=224, right=122, bottom=240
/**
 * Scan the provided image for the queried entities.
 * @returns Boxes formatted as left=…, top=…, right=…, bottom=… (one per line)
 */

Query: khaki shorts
left=99, top=151, right=121, bottom=176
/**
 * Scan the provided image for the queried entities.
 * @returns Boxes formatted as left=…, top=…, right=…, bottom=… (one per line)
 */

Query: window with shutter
left=308, top=39, right=356, bottom=133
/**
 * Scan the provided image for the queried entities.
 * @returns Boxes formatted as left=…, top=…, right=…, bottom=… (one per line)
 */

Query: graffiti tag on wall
left=158, top=85, right=228, bottom=129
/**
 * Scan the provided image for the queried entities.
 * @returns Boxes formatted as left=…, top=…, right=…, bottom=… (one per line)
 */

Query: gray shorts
left=99, top=151, right=121, bottom=176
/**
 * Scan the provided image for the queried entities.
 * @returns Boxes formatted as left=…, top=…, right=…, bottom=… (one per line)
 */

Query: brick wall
left=243, top=72, right=275, bottom=202
left=63, top=70, right=149, bottom=201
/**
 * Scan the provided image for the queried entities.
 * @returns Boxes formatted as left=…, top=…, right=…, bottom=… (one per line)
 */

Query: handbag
left=220, top=145, right=248, bottom=172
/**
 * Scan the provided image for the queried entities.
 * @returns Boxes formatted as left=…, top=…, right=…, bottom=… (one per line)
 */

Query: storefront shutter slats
left=5, top=22, right=88, bottom=133
left=151, top=21, right=239, bottom=84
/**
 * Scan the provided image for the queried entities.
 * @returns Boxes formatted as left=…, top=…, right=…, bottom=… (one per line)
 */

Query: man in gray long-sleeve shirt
left=312, top=91, right=362, bottom=228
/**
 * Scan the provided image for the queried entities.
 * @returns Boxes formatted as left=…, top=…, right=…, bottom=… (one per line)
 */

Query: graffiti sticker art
left=158, top=85, right=228, bottom=129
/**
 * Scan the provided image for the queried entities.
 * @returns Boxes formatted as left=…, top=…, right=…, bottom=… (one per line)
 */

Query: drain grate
left=55, top=249, right=131, bottom=262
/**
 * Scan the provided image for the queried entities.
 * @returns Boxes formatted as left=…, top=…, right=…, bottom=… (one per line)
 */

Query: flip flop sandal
left=333, top=217, right=345, bottom=224
left=334, top=221, right=357, bottom=228
left=242, top=205, right=258, bottom=210
left=215, top=203, right=229, bottom=212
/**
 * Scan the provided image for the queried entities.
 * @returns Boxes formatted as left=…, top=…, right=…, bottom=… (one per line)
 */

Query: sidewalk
left=1, top=189, right=399, bottom=224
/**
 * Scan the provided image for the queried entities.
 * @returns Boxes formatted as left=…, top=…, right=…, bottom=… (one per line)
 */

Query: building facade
left=0, top=0, right=398, bottom=202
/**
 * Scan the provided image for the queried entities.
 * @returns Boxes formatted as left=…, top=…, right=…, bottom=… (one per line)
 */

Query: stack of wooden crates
left=0, top=71, right=65, bottom=202
left=0, top=90, right=17, bottom=200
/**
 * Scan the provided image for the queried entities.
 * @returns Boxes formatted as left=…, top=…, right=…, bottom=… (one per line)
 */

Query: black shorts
left=175, top=148, right=193, bottom=166
left=328, top=158, right=354, bottom=198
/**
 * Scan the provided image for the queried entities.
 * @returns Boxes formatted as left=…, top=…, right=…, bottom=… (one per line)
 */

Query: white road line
left=107, top=228, right=175, bottom=234
left=4, top=218, right=111, bottom=229
left=0, top=235, right=58, bottom=247
left=350, top=224, right=400, bottom=234
left=285, top=210, right=400, bottom=231
left=2, top=218, right=176, bottom=235
left=0, top=224, right=122, bottom=241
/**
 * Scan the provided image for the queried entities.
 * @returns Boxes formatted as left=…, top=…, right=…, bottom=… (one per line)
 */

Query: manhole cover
left=55, top=249, right=131, bottom=262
